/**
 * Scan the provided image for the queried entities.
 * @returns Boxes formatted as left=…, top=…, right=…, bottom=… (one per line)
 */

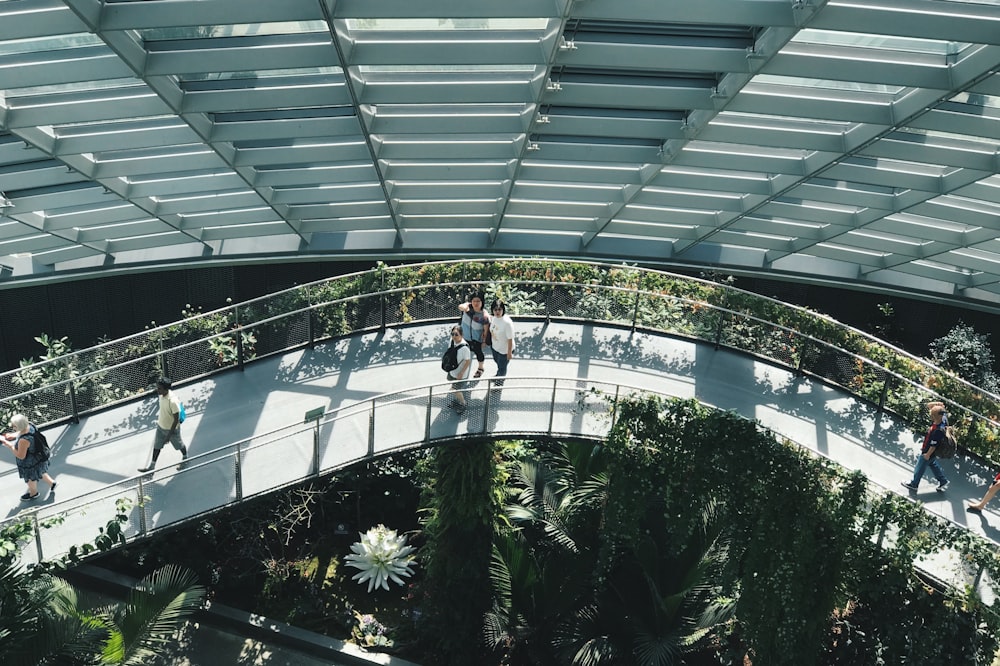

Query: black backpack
left=441, top=342, right=467, bottom=373
left=935, top=425, right=957, bottom=459
left=28, top=426, right=51, bottom=461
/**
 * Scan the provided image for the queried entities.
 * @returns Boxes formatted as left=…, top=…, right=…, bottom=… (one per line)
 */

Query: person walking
left=488, top=299, right=515, bottom=384
left=445, top=326, right=472, bottom=412
left=459, top=291, right=489, bottom=379
left=3, top=413, right=57, bottom=501
left=901, top=401, right=949, bottom=492
left=967, top=472, right=1000, bottom=514
left=139, top=377, right=188, bottom=473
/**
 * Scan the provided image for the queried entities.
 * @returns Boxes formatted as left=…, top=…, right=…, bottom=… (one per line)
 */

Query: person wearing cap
left=138, top=376, right=188, bottom=473
left=3, top=413, right=57, bottom=501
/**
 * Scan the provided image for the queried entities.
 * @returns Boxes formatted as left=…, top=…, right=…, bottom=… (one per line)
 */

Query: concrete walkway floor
left=2, top=320, right=997, bottom=551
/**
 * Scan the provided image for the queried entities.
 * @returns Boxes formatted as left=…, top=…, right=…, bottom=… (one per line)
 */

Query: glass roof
left=2, top=0, right=1000, bottom=308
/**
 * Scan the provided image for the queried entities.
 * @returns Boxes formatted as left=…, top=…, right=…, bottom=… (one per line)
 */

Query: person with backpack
left=444, top=325, right=472, bottom=412
left=3, top=413, right=57, bottom=501
left=139, top=376, right=188, bottom=473
left=901, top=401, right=950, bottom=493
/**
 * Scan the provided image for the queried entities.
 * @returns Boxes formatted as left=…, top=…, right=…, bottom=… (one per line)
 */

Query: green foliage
left=0, top=499, right=201, bottom=666
left=483, top=397, right=1000, bottom=665
left=930, top=322, right=998, bottom=393
left=416, top=439, right=503, bottom=665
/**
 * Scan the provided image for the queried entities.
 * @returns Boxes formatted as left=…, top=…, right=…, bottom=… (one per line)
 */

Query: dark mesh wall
left=3, top=260, right=1000, bottom=373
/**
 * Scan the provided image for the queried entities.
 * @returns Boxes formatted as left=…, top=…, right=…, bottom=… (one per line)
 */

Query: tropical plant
left=11, top=564, right=206, bottom=666
left=344, top=524, right=416, bottom=592
left=415, top=439, right=503, bottom=665
left=929, top=321, right=999, bottom=393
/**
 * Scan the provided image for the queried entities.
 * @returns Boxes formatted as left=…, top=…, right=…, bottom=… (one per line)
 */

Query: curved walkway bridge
left=1, top=261, right=997, bottom=600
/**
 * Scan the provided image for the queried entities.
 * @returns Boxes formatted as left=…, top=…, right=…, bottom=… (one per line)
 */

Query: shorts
left=153, top=426, right=185, bottom=451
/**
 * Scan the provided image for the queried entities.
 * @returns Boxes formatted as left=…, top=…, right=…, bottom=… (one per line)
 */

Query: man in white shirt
left=488, top=300, right=516, bottom=385
left=139, top=376, right=188, bottom=473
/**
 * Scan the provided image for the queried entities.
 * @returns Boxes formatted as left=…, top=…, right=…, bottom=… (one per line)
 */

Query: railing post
left=235, top=327, right=245, bottom=371
left=32, top=513, right=43, bottom=563
left=796, top=340, right=810, bottom=376
left=379, top=268, right=387, bottom=331
left=632, top=275, right=643, bottom=333
left=68, top=379, right=80, bottom=424
left=481, top=379, right=493, bottom=434
left=877, top=374, right=891, bottom=414
left=425, top=386, right=433, bottom=443
left=367, top=399, right=376, bottom=458
left=610, top=384, right=621, bottom=432
left=137, top=476, right=148, bottom=536
left=548, top=379, right=558, bottom=435
left=308, top=307, right=316, bottom=349
left=972, top=564, right=985, bottom=596
left=234, top=444, right=244, bottom=501
left=158, top=336, right=168, bottom=378
left=875, top=515, right=888, bottom=550
left=313, top=421, right=321, bottom=476
left=713, top=311, right=725, bottom=350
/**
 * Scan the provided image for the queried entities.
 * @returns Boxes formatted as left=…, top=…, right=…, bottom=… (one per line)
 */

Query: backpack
left=441, top=342, right=467, bottom=373
left=178, top=401, right=186, bottom=424
left=29, top=426, right=51, bottom=461
left=935, top=425, right=957, bottom=459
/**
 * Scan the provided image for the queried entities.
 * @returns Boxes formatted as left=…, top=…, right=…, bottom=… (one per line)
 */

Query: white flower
left=344, top=524, right=417, bottom=592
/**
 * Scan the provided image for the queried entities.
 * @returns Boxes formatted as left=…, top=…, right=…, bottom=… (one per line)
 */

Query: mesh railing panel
left=241, top=428, right=315, bottom=499
left=320, top=404, right=373, bottom=471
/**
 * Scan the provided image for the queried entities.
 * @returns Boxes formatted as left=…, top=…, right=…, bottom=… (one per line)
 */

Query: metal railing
left=2, top=259, right=993, bottom=461
left=11, top=376, right=621, bottom=565
left=8, top=375, right=993, bottom=602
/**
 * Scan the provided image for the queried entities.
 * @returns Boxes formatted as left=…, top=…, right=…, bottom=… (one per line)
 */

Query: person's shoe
left=176, top=455, right=188, bottom=471
left=967, top=505, right=983, bottom=513
left=20, top=492, right=39, bottom=501
left=936, top=481, right=949, bottom=492
left=901, top=481, right=918, bottom=491
left=137, top=466, right=154, bottom=473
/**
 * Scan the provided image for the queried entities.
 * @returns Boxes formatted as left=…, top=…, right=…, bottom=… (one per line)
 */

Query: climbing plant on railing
left=8, top=258, right=1000, bottom=463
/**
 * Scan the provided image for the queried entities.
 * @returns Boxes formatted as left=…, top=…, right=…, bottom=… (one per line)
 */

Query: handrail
left=4, top=375, right=991, bottom=601
left=1, top=259, right=998, bottom=463
left=0, top=258, right=973, bottom=391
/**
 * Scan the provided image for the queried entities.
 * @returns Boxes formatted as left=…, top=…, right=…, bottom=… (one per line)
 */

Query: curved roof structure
left=3, top=0, right=1000, bottom=307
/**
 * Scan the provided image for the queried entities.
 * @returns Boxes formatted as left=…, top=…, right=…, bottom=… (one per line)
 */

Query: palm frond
left=102, top=564, right=206, bottom=665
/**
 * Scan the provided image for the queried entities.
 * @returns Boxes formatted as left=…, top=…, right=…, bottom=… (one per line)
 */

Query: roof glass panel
left=137, top=21, right=328, bottom=42
left=751, top=74, right=903, bottom=97
left=4, top=78, right=142, bottom=100
left=0, top=33, right=102, bottom=56
left=344, top=18, right=550, bottom=32
left=182, top=67, right=340, bottom=83
left=790, top=29, right=963, bottom=55
left=1, top=0, right=1000, bottom=308
left=949, top=91, right=1000, bottom=108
